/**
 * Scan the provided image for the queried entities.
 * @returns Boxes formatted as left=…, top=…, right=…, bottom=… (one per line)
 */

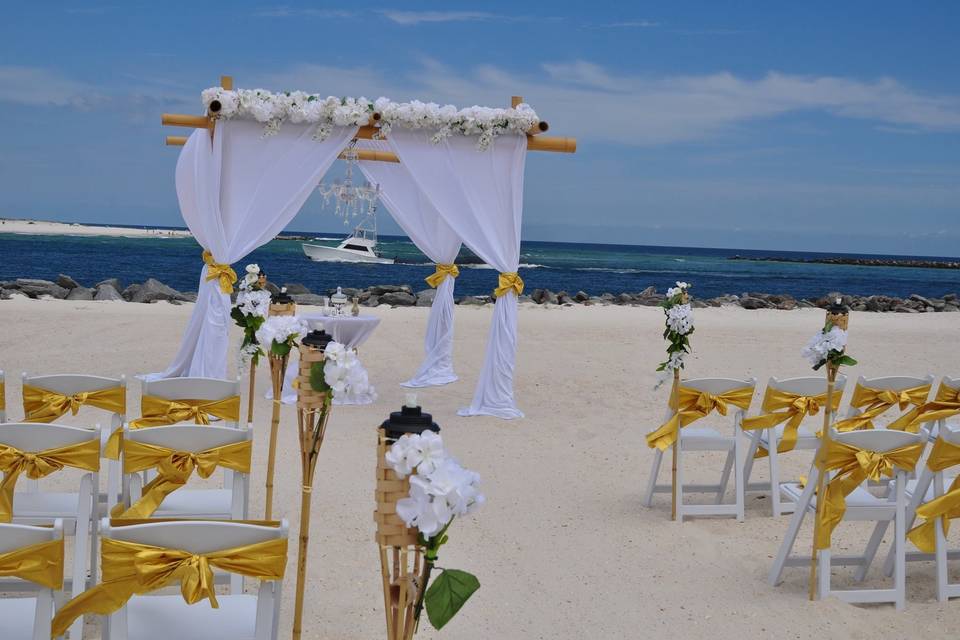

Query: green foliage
left=424, top=569, right=480, bottom=631
left=309, top=362, right=331, bottom=392
left=270, top=341, right=291, bottom=357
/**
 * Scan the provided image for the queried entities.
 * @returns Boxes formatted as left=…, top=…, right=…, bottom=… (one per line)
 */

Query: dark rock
left=740, top=297, right=770, bottom=310
left=776, top=299, right=797, bottom=311
left=282, top=283, right=311, bottom=295
left=458, top=296, right=490, bottom=306
left=600, top=293, right=615, bottom=301
left=379, top=291, right=416, bottom=306
left=894, top=305, right=919, bottom=313
left=290, top=294, right=325, bottom=306
left=360, top=296, right=380, bottom=307
left=15, top=279, right=68, bottom=299
left=415, top=289, right=436, bottom=307
left=691, top=299, right=708, bottom=309
left=944, top=293, right=958, bottom=302
left=95, top=278, right=123, bottom=292
left=531, top=289, right=549, bottom=304
left=94, top=284, right=124, bottom=301
left=637, top=296, right=664, bottom=307
left=638, top=286, right=657, bottom=298
left=556, top=291, right=571, bottom=304
left=574, top=290, right=590, bottom=303
left=180, top=292, right=197, bottom=303
left=66, top=286, right=94, bottom=301
left=263, top=282, right=280, bottom=296
left=121, top=284, right=140, bottom=301
left=130, top=278, right=185, bottom=304
left=57, top=274, right=80, bottom=290
left=615, top=293, right=633, bottom=305
left=943, top=303, right=959, bottom=312
left=368, top=284, right=412, bottom=296
left=909, top=294, right=933, bottom=307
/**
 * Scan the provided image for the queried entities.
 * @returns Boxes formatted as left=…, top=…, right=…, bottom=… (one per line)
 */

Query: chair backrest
left=768, top=374, right=847, bottom=398
left=683, top=377, right=757, bottom=395
left=23, top=373, right=126, bottom=397
left=857, top=374, right=935, bottom=392
left=0, top=422, right=102, bottom=452
left=939, top=422, right=960, bottom=446
left=142, top=377, right=240, bottom=402
left=0, top=521, right=62, bottom=640
left=941, top=376, right=960, bottom=392
left=831, top=428, right=923, bottom=455
left=125, top=422, right=250, bottom=452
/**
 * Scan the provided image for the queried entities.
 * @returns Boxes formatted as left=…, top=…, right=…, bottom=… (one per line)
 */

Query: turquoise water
left=0, top=231, right=958, bottom=299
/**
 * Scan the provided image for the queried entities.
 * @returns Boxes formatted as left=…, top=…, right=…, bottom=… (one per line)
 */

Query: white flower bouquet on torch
left=655, top=281, right=694, bottom=388
left=802, top=322, right=856, bottom=370
left=231, top=263, right=271, bottom=366
left=256, top=315, right=308, bottom=357
left=385, top=431, right=484, bottom=631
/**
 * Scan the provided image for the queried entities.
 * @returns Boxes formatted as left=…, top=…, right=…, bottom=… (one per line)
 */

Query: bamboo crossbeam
left=162, top=113, right=211, bottom=129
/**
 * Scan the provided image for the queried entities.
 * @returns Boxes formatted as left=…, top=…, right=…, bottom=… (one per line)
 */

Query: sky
left=0, top=1, right=958, bottom=255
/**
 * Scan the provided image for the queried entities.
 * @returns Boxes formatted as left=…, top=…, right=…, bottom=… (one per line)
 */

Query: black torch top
left=381, top=403, right=440, bottom=442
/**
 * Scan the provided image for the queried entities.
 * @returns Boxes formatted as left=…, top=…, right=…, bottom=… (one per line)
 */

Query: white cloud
left=379, top=10, right=500, bottom=25
left=0, top=66, right=107, bottom=108
left=252, top=7, right=354, bottom=18
left=591, top=20, right=660, bottom=28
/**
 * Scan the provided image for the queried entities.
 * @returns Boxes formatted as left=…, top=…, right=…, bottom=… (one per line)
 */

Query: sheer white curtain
left=154, top=119, right=357, bottom=379
left=357, top=140, right=462, bottom=387
left=389, top=131, right=527, bottom=418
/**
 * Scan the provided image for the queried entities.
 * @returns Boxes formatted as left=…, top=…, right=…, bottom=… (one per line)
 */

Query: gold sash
left=51, top=535, right=287, bottom=638
left=0, top=537, right=63, bottom=589
left=22, top=383, right=126, bottom=423
left=202, top=250, right=237, bottom=294
left=646, top=386, right=754, bottom=451
left=899, top=384, right=960, bottom=431
left=833, top=383, right=931, bottom=432
left=742, top=387, right=840, bottom=457
left=0, top=438, right=101, bottom=522
left=425, top=263, right=459, bottom=288
left=907, top=437, right=960, bottom=552
left=106, top=394, right=241, bottom=459
left=813, top=438, right=925, bottom=549
left=111, top=439, right=252, bottom=518
left=494, top=272, right=524, bottom=298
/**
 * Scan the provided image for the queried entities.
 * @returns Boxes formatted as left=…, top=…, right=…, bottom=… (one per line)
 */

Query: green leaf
left=835, top=355, right=858, bottom=366
left=309, top=361, right=331, bottom=392
left=425, top=569, right=480, bottom=630
left=271, top=341, right=291, bottom=357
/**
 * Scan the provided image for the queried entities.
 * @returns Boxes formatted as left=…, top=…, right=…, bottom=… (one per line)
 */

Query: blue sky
left=0, top=1, right=958, bottom=255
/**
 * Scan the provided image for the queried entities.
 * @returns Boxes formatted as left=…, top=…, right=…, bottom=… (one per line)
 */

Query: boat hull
left=301, top=243, right=395, bottom=264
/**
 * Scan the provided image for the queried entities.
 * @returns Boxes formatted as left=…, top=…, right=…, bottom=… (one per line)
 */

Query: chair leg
left=894, top=472, right=907, bottom=610
left=882, top=467, right=934, bottom=578
left=70, top=474, right=94, bottom=640
left=769, top=469, right=816, bottom=586
left=855, top=520, right=890, bottom=582
left=734, top=429, right=745, bottom=522
left=818, top=546, right=831, bottom=601
left=716, top=450, right=734, bottom=505
left=768, top=441, right=782, bottom=517
left=642, top=449, right=664, bottom=508
left=675, top=440, right=685, bottom=521
left=742, top=431, right=760, bottom=487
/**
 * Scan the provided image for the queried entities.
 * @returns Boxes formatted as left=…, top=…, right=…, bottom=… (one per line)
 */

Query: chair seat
left=12, top=492, right=81, bottom=519
left=782, top=482, right=889, bottom=508
left=125, top=594, right=257, bottom=640
left=151, top=489, right=233, bottom=518
left=896, top=474, right=959, bottom=502
left=679, top=426, right=734, bottom=451
left=759, top=424, right=818, bottom=447
left=0, top=597, right=40, bottom=640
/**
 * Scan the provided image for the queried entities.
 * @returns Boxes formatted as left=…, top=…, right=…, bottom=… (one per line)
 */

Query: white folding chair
left=1, top=370, right=6, bottom=423
left=0, top=423, right=100, bottom=638
left=643, top=377, right=756, bottom=522
left=743, top=375, right=847, bottom=516
left=769, top=428, right=924, bottom=609
left=102, top=519, right=287, bottom=640
left=836, top=375, right=935, bottom=432
left=0, top=520, right=63, bottom=640
left=139, top=377, right=241, bottom=430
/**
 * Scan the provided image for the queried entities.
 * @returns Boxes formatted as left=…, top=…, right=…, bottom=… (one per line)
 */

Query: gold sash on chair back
left=742, top=387, right=840, bottom=457
left=832, top=382, right=931, bottom=432
left=907, top=437, right=960, bottom=552
left=51, top=533, right=287, bottom=638
left=22, top=384, right=126, bottom=424
left=813, top=438, right=925, bottom=550
left=0, top=439, right=101, bottom=522
left=646, top=385, right=754, bottom=451
left=0, top=536, right=64, bottom=589
left=898, top=383, right=960, bottom=432
left=111, top=439, right=252, bottom=518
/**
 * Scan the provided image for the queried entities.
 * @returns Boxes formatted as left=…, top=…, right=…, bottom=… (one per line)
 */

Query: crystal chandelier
left=317, top=144, right=381, bottom=223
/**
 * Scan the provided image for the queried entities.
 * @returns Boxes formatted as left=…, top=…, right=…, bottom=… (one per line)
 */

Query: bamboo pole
left=671, top=368, right=681, bottom=521
left=161, top=113, right=211, bottom=128
left=264, top=352, right=288, bottom=520
left=220, top=75, right=233, bottom=90
left=246, top=358, right=257, bottom=428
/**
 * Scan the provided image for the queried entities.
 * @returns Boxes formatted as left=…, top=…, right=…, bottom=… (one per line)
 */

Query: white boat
left=301, top=220, right=395, bottom=264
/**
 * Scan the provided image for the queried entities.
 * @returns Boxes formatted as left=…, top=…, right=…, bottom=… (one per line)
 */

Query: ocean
left=1, top=231, right=958, bottom=300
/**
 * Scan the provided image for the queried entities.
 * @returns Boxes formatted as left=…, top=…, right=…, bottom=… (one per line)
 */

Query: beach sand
left=0, top=218, right=190, bottom=238
left=1, top=296, right=959, bottom=639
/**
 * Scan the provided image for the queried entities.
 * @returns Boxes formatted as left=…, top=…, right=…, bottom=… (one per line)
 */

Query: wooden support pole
left=165, top=135, right=188, bottom=146
left=221, top=75, right=233, bottom=90
left=161, top=113, right=211, bottom=129
left=511, top=95, right=523, bottom=108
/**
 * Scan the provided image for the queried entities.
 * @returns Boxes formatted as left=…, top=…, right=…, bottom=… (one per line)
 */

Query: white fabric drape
left=389, top=131, right=527, bottom=419
left=356, top=140, right=462, bottom=387
left=154, top=120, right=357, bottom=379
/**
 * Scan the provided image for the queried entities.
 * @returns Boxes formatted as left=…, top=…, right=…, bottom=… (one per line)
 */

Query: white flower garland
left=201, top=87, right=540, bottom=150
left=321, top=341, right=375, bottom=403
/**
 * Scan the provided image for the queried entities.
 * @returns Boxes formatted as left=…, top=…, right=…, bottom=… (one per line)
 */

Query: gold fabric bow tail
left=202, top=250, right=237, bottom=294
left=22, top=384, right=126, bottom=423
left=742, top=388, right=837, bottom=457
left=494, top=272, right=524, bottom=298
left=51, top=536, right=288, bottom=638
left=814, top=439, right=925, bottom=549
left=111, top=439, right=252, bottom=518
left=0, top=538, right=63, bottom=589
left=833, top=383, right=931, bottom=432
left=646, top=386, right=753, bottom=451
left=897, top=384, right=960, bottom=432
left=0, top=439, right=100, bottom=522
left=425, top=263, right=459, bottom=288
left=907, top=437, right=960, bottom=552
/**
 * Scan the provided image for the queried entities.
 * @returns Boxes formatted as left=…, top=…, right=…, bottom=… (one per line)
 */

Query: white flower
left=256, top=315, right=307, bottom=350
left=236, top=289, right=271, bottom=318
left=665, top=304, right=694, bottom=335
left=801, top=326, right=848, bottom=367
left=317, top=340, right=374, bottom=402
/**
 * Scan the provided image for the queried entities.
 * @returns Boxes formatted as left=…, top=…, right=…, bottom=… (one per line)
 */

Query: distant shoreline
left=730, top=254, right=960, bottom=270
left=0, top=218, right=191, bottom=239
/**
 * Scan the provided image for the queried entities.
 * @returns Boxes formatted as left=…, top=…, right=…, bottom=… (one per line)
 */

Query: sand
left=0, top=218, right=190, bottom=238
left=1, top=296, right=959, bottom=639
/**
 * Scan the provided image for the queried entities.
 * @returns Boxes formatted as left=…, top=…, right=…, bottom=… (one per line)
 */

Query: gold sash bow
left=813, top=439, right=925, bottom=549
left=833, top=383, right=930, bottom=432
left=111, top=439, right=252, bottom=518
left=742, top=388, right=840, bottom=457
left=494, top=272, right=524, bottom=298
left=0, top=439, right=101, bottom=522
left=899, top=384, right=960, bottom=432
left=907, top=437, right=960, bottom=552
left=0, top=537, right=64, bottom=589
left=425, top=263, right=459, bottom=288
left=51, top=535, right=287, bottom=638
left=646, top=386, right=754, bottom=451
left=202, top=250, right=237, bottom=294
left=22, top=383, right=126, bottom=423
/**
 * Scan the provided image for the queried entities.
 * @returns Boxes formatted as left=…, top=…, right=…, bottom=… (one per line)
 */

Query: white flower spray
left=655, top=281, right=695, bottom=389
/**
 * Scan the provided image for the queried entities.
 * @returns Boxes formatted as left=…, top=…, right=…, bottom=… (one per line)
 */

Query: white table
left=269, top=313, right=381, bottom=405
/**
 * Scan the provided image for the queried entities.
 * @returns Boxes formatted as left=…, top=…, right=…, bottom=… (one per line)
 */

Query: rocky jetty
left=1, top=274, right=958, bottom=313
left=729, top=255, right=960, bottom=270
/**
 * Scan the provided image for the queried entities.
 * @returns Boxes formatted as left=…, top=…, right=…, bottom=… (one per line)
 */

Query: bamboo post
left=264, top=351, right=288, bottom=520
left=291, top=332, right=334, bottom=640
left=671, top=368, right=681, bottom=521
left=246, top=358, right=257, bottom=428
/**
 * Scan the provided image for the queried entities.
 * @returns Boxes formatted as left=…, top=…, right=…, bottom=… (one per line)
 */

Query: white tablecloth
left=268, top=313, right=381, bottom=405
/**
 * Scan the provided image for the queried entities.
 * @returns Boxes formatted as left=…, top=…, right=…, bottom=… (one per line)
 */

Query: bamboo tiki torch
left=808, top=297, right=849, bottom=600
left=264, top=289, right=297, bottom=520
left=291, top=328, right=334, bottom=640
left=671, top=288, right=690, bottom=522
